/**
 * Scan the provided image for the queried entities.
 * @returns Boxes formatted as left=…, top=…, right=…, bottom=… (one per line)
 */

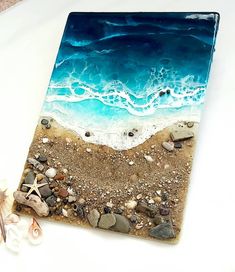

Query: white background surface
left=0, top=0, right=235, bottom=271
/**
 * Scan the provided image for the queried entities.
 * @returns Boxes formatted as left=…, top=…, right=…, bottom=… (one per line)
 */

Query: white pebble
left=129, top=161, right=134, bottom=166
left=45, top=168, right=57, bottom=178
left=106, top=201, right=114, bottom=208
left=125, top=200, right=137, bottom=209
left=136, top=194, right=142, bottom=200
left=144, top=155, right=154, bottom=162
left=148, top=199, right=155, bottom=204
left=42, top=137, right=49, bottom=144
left=62, top=209, right=68, bottom=217
left=86, top=148, right=92, bottom=153
left=68, top=196, right=76, bottom=203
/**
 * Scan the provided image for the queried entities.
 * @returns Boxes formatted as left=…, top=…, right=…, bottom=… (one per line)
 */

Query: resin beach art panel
left=13, top=12, right=219, bottom=242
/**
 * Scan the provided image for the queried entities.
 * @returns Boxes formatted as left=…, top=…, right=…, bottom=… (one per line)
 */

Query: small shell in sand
left=28, top=218, right=43, bottom=245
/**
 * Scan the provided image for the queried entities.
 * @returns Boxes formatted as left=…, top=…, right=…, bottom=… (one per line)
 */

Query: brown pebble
left=58, top=188, right=69, bottom=198
left=54, top=173, right=65, bottom=180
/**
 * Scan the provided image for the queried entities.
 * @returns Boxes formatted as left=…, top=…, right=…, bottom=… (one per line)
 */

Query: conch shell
left=28, top=218, right=43, bottom=245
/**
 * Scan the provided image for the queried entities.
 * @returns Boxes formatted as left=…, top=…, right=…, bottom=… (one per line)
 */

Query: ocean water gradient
left=41, top=12, right=219, bottom=149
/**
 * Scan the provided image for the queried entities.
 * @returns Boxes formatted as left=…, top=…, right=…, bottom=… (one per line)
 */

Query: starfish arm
left=23, top=184, right=33, bottom=188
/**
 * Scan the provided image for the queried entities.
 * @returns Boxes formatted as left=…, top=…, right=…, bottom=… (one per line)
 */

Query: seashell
left=28, top=218, right=43, bottom=245
left=4, top=213, right=20, bottom=225
left=5, top=224, right=21, bottom=253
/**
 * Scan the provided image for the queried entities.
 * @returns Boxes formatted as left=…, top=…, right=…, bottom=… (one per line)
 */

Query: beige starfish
left=23, top=177, right=47, bottom=198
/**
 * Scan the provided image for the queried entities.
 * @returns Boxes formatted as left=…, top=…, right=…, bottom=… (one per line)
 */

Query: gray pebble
left=111, top=214, right=130, bottom=233
left=27, top=158, right=44, bottom=171
left=149, top=222, right=175, bottom=239
left=39, top=180, right=52, bottom=198
left=87, top=209, right=100, bottom=227
left=162, top=141, right=174, bottom=152
left=98, top=214, right=116, bottom=229
left=38, top=155, right=47, bottom=163
left=170, top=130, right=194, bottom=142
left=45, top=195, right=57, bottom=207
left=24, top=171, right=35, bottom=184
left=41, top=119, right=49, bottom=125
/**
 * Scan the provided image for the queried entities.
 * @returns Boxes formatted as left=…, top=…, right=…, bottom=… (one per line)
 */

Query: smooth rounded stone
left=128, top=132, right=134, bottom=137
left=187, top=121, right=194, bottom=128
left=75, top=204, right=85, bottom=219
left=85, top=131, right=91, bottom=137
left=45, top=124, right=51, bottom=129
left=24, top=170, right=35, bottom=184
left=153, top=215, right=163, bottom=226
left=104, top=206, right=112, bottom=214
left=45, top=168, right=57, bottom=178
left=149, top=222, right=175, bottom=240
left=125, top=200, right=137, bottom=209
left=98, top=214, right=116, bottom=229
left=68, top=196, right=76, bottom=203
left=41, top=119, right=49, bottom=125
left=130, top=215, right=138, bottom=223
left=160, top=207, right=170, bottom=216
left=58, top=188, right=69, bottom=198
left=144, top=155, right=154, bottom=162
left=27, top=158, right=44, bottom=171
left=174, top=142, right=182, bottom=149
left=45, top=195, right=57, bottom=207
left=162, top=141, right=174, bottom=152
left=13, top=191, right=49, bottom=216
left=38, top=155, right=47, bottom=163
left=111, top=214, right=130, bottom=233
left=39, top=181, right=52, bottom=198
left=87, top=209, right=100, bottom=227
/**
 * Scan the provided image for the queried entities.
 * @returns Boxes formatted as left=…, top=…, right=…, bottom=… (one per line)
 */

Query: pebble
left=111, top=214, right=130, bottom=233
left=136, top=193, right=142, bottom=200
left=24, top=171, right=35, bottom=184
left=130, top=215, right=138, bottom=223
left=135, top=202, right=157, bottom=218
left=45, top=168, right=57, bottom=178
left=38, top=155, right=47, bottom=163
left=41, top=119, right=49, bottom=125
left=153, top=215, right=163, bottom=225
left=170, top=130, right=194, bottom=142
left=86, top=148, right=92, bottom=153
left=187, top=121, right=194, bottom=128
left=162, top=141, right=174, bottom=152
left=129, top=161, right=134, bottom=166
left=135, top=223, right=144, bottom=230
left=128, top=132, right=134, bottom=137
left=130, top=174, right=138, bottom=182
left=42, top=137, right=49, bottom=144
left=68, top=196, right=76, bottom=203
left=148, top=198, right=155, bottom=204
left=46, top=124, right=51, bottom=129
left=75, top=204, right=85, bottom=219
left=45, top=195, right=57, bottom=207
left=114, top=207, right=123, bottom=214
left=106, top=202, right=114, bottom=208
left=98, top=214, right=116, bottom=229
left=27, top=158, right=44, bottom=171
left=144, top=155, right=154, bottom=162
left=87, top=209, right=100, bottom=227
left=85, top=131, right=91, bottom=137
left=14, top=191, right=49, bottom=216
left=54, top=173, right=65, bottom=180
left=78, top=198, right=86, bottom=205
left=125, top=200, right=137, bottom=209
left=154, top=196, right=162, bottom=203
left=39, top=181, right=52, bottom=198
left=174, top=142, right=182, bottom=149
left=160, top=207, right=170, bottom=216
left=149, top=222, right=175, bottom=239
left=104, top=206, right=112, bottom=214
left=164, top=164, right=170, bottom=169
left=36, top=173, right=44, bottom=181
left=62, top=209, right=68, bottom=217
left=58, top=188, right=69, bottom=198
